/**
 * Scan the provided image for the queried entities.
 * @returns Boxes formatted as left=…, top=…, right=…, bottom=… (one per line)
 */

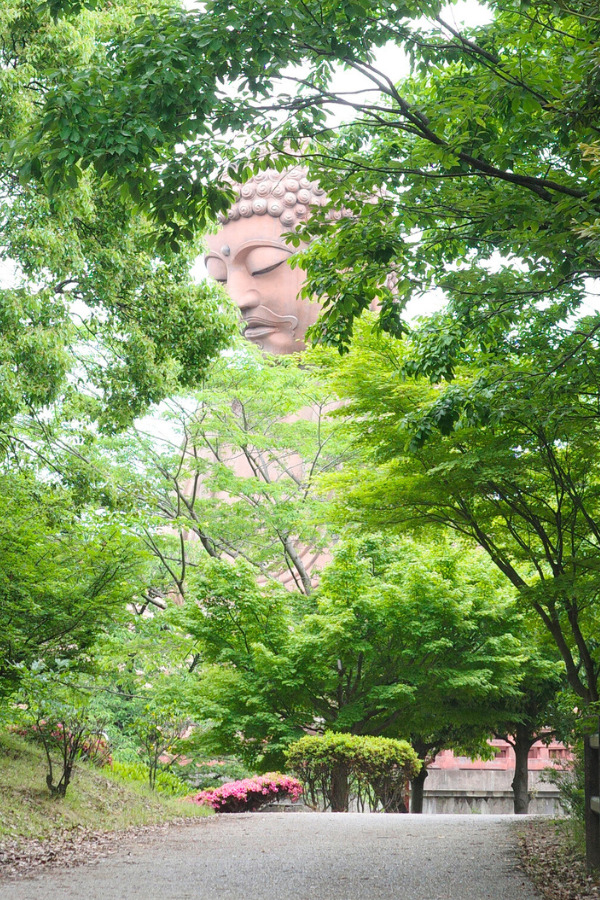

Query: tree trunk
left=511, top=725, right=532, bottom=814
left=584, top=734, right=600, bottom=871
left=372, top=775, right=409, bottom=813
left=330, top=764, right=350, bottom=812
left=410, top=766, right=428, bottom=813
left=383, top=796, right=409, bottom=813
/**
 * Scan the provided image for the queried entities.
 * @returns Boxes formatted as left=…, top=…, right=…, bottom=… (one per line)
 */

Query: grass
left=0, top=730, right=211, bottom=843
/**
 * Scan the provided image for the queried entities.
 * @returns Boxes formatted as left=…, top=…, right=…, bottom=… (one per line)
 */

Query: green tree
left=0, top=470, right=150, bottom=698
left=178, top=533, right=538, bottom=813
left=31, top=346, right=348, bottom=599
left=0, top=0, right=235, bottom=432
left=286, top=732, right=421, bottom=812
left=10, top=0, right=600, bottom=353
left=288, top=534, right=560, bottom=813
left=492, top=644, right=564, bottom=815
left=89, top=606, right=199, bottom=761
left=12, top=662, right=110, bottom=797
left=322, top=322, right=600, bottom=708
left=178, top=557, right=301, bottom=771
left=320, top=319, right=600, bottom=839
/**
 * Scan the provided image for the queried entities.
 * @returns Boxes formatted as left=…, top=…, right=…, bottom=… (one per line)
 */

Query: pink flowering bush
left=190, top=773, right=303, bottom=813
left=12, top=721, right=112, bottom=767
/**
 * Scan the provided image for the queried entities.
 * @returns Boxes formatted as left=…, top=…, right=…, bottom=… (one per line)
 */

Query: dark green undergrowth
left=0, top=731, right=210, bottom=842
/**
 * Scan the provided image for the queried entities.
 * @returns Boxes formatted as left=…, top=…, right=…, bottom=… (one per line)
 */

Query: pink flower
left=188, top=773, right=303, bottom=813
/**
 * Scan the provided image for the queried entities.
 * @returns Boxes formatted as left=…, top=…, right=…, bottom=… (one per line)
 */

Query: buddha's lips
left=242, top=308, right=298, bottom=339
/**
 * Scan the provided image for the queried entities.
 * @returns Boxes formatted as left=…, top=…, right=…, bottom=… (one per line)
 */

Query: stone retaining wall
left=422, top=768, right=562, bottom=814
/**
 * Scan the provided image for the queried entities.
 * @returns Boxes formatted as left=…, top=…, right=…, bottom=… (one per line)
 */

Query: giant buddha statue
left=205, top=167, right=334, bottom=354
left=196, top=166, right=352, bottom=592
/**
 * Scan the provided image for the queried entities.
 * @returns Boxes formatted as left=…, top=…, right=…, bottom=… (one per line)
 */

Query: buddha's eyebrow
left=237, top=239, right=294, bottom=252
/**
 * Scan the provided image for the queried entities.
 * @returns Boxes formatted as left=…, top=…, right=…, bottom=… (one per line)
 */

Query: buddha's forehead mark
left=222, top=245, right=231, bottom=257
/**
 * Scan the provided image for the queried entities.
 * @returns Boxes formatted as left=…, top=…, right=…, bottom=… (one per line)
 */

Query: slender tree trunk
left=511, top=724, right=532, bottom=814
left=383, top=796, right=409, bottom=813
left=410, top=766, right=428, bottom=813
left=330, top=764, right=350, bottom=812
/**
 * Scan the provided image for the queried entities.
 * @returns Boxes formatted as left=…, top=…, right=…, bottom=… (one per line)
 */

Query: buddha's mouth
left=242, top=307, right=298, bottom=341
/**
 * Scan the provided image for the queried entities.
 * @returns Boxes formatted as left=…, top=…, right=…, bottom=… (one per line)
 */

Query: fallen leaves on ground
left=0, top=818, right=207, bottom=882
left=518, top=819, right=600, bottom=900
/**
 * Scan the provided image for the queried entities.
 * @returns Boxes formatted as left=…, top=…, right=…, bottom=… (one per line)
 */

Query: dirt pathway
left=0, top=813, right=540, bottom=900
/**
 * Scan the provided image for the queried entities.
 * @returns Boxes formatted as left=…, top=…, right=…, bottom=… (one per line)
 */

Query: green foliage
left=132, top=708, right=191, bottom=791
left=83, top=608, right=202, bottom=788
left=0, top=471, right=150, bottom=698
left=0, top=729, right=209, bottom=842
left=111, top=760, right=190, bottom=797
left=542, top=743, right=585, bottom=822
left=0, top=0, right=235, bottom=431
left=8, top=0, right=600, bottom=353
left=177, top=532, right=534, bottom=772
left=320, top=317, right=600, bottom=707
left=53, top=346, right=347, bottom=600
left=11, top=664, right=110, bottom=797
left=286, top=732, right=420, bottom=812
left=178, top=556, right=304, bottom=770
left=183, top=757, right=252, bottom=792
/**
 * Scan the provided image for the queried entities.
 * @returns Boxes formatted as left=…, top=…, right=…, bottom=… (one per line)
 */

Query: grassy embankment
left=0, top=730, right=210, bottom=843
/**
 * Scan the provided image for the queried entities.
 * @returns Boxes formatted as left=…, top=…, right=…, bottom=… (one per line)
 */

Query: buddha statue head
left=205, top=167, right=336, bottom=355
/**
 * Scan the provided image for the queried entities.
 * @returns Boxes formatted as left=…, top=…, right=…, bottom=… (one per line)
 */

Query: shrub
left=542, top=742, right=584, bottom=820
left=111, top=759, right=190, bottom=796
left=12, top=722, right=112, bottom=768
left=190, top=773, right=303, bottom=813
left=286, top=733, right=421, bottom=812
left=178, top=756, right=252, bottom=791
left=12, top=715, right=111, bottom=797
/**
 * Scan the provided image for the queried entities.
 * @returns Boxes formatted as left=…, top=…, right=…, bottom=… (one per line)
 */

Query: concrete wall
left=422, top=767, right=562, bottom=815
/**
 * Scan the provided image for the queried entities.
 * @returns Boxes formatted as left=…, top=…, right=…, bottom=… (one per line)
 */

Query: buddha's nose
left=227, top=271, right=261, bottom=313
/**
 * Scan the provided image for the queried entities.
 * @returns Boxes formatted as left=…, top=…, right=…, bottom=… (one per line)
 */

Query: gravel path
left=0, top=813, right=540, bottom=900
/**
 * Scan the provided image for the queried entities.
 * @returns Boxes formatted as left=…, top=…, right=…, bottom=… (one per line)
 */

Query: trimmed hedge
left=286, top=733, right=421, bottom=812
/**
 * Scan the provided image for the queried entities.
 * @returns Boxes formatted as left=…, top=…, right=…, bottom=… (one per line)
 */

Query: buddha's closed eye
left=246, top=245, right=291, bottom=276
left=205, top=244, right=292, bottom=284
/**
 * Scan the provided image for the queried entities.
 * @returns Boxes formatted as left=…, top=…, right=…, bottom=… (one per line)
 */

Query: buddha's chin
left=243, top=323, right=305, bottom=356
left=247, top=332, right=305, bottom=355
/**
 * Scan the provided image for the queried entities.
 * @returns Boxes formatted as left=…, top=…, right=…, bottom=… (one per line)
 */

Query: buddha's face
left=205, top=215, right=320, bottom=355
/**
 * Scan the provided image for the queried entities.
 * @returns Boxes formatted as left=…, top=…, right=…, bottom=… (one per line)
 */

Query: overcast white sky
left=326, top=0, right=492, bottom=117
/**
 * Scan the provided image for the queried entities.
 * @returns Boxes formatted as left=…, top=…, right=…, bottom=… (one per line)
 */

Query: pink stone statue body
left=205, top=167, right=328, bottom=354
left=202, top=167, right=338, bottom=590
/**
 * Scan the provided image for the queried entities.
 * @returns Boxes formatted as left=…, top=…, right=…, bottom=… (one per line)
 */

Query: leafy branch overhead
left=8, top=0, right=600, bottom=350
left=0, top=0, right=236, bottom=431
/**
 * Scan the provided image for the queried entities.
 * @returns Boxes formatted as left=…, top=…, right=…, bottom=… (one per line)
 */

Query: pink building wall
left=431, top=738, right=572, bottom=773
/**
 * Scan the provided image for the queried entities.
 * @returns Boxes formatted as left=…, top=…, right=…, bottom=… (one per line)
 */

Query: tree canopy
left=178, top=534, right=536, bottom=772
left=0, top=0, right=235, bottom=432
left=6, top=0, right=600, bottom=353
left=22, top=346, right=347, bottom=599
left=319, top=316, right=600, bottom=709
left=0, top=0, right=592, bottom=843
left=0, top=470, right=150, bottom=698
